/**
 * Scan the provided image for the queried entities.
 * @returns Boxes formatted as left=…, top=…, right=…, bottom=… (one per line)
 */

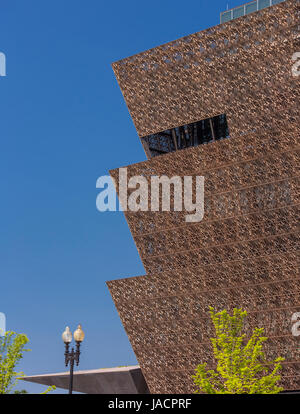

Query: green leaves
left=0, top=331, right=56, bottom=394
left=0, top=331, right=30, bottom=394
left=192, top=307, right=284, bottom=394
left=40, top=385, right=57, bottom=394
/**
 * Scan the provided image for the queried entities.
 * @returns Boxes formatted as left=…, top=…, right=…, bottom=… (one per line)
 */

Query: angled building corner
left=107, top=0, right=300, bottom=393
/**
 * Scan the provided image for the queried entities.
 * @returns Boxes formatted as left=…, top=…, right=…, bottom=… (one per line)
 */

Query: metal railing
left=220, top=0, right=286, bottom=24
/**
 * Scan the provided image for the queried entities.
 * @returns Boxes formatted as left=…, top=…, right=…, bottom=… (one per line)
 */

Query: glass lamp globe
left=73, top=324, right=85, bottom=342
left=62, top=326, right=72, bottom=343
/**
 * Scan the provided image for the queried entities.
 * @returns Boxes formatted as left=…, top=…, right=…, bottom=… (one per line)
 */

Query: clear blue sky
left=0, top=0, right=244, bottom=393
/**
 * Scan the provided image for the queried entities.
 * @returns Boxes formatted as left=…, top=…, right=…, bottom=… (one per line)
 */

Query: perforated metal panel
left=107, top=0, right=300, bottom=393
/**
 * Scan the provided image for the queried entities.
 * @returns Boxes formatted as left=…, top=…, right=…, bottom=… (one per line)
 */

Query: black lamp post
left=62, top=325, right=85, bottom=394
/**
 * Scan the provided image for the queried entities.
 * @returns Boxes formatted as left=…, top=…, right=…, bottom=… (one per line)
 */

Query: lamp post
left=62, top=324, right=85, bottom=394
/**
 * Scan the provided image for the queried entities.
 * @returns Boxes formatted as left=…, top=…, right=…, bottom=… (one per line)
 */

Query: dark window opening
left=141, top=113, right=230, bottom=158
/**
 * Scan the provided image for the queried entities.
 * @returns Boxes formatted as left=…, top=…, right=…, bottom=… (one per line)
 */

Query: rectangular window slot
left=141, top=114, right=230, bottom=158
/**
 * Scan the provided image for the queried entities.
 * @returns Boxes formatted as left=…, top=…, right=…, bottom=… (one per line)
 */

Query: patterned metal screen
left=108, top=0, right=299, bottom=394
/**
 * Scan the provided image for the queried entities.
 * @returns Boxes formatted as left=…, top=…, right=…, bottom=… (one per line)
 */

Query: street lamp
left=62, top=324, right=85, bottom=394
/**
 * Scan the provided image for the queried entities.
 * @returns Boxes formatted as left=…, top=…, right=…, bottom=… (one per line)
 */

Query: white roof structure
left=22, top=365, right=149, bottom=394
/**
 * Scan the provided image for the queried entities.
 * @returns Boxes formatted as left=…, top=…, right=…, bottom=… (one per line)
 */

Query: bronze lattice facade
left=107, top=0, right=300, bottom=393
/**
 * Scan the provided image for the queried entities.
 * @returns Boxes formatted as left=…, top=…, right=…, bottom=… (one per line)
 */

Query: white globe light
left=62, top=326, right=72, bottom=343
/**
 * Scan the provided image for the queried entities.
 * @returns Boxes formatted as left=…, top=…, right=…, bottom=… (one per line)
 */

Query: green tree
left=14, top=389, right=28, bottom=394
left=192, top=307, right=284, bottom=394
left=0, top=331, right=30, bottom=394
left=0, top=331, right=56, bottom=394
